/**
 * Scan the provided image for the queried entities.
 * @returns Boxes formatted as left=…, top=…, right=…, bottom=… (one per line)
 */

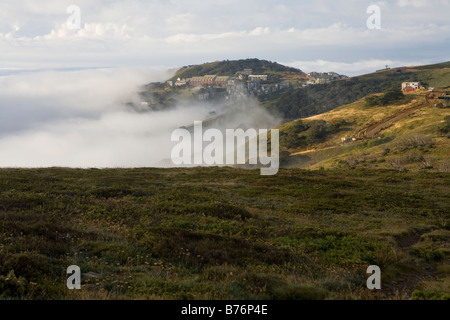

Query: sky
left=0, top=0, right=449, bottom=75
left=0, top=1, right=449, bottom=167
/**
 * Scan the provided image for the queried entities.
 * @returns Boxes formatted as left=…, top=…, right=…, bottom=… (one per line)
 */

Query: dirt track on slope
left=357, top=100, right=430, bottom=139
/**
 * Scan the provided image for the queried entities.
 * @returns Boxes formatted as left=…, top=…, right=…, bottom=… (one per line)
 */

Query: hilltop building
left=189, top=76, right=204, bottom=86
left=236, top=68, right=253, bottom=80
left=402, top=82, right=421, bottom=92
left=202, top=75, right=217, bottom=86
left=175, top=78, right=188, bottom=86
left=248, top=75, right=268, bottom=81
left=169, top=71, right=291, bottom=101
left=303, top=72, right=346, bottom=87
left=214, top=76, right=232, bottom=87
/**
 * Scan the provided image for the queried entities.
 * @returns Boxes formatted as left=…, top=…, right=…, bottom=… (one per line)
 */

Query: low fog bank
left=0, top=68, right=279, bottom=168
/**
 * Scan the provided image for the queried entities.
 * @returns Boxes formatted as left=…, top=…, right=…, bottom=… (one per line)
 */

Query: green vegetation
left=440, top=116, right=450, bottom=134
left=280, top=119, right=348, bottom=149
left=172, top=58, right=303, bottom=80
left=2, top=60, right=449, bottom=301
left=262, top=63, right=450, bottom=120
left=138, top=59, right=450, bottom=121
left=365, top=88, right=404, bottom=107
left=277, top=90, right=450, bottom=172
left=412, top=61, right=450, bottom=71
left=0, top=168, right=448, bottom=300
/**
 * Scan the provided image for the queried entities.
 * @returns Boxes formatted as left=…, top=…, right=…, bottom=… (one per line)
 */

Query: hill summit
left=171, top=58, right=304, bottom=80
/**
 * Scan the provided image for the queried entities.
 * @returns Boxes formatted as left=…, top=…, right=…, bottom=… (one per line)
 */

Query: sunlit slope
left=278, top=92, right=450, bottom=172
left=263, top=61, right=450, bottom=120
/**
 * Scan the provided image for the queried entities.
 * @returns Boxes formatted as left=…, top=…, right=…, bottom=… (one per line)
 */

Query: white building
left=402, top=82, right=421, bottom=91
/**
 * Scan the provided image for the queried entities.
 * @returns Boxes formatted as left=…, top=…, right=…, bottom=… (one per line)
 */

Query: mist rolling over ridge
left=0, top=0, right=449, bottom=303
left=0, top=67, right=279, bottom=167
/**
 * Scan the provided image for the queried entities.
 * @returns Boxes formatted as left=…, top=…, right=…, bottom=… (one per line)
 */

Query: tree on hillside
left=365, top=87, right=404, bottom=107
left=307, top=120, right=328, bottom=143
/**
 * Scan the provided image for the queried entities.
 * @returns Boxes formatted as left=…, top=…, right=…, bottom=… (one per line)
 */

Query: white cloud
left=165, top=13, right=195, bottom=33
left=42, top=22, right=134, bottom=40
left=0, top=107, right=205, bottom=167
left=0, top=1, right=448, bottom=69
left=249, top=27, right=271, bottom=36
left=165, top=31, right=242, bottom=43
left=397, top=0, right=428, bottom=7
left=0, top=68, right=278, bottom=168
left=0, top=68, right=177, bottom=167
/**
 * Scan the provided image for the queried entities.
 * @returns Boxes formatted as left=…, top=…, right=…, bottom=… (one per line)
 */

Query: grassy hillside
left=262, top=62, right=450, bottom=120
left=0, top=168, right=448, bottom=300
left=278, top=91, right=450, bottom=172
left=139, top=60, right=450, bottom=121
left=412, top=61, right=450, bottom=71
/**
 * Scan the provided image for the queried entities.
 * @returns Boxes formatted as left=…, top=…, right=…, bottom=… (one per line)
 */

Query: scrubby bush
left=0, top=271, right=29, bottom=299
left=280, top=120, right=309, bottom=149
left=272, top=285, right=328, bottom=300
left=392, top=134, right=433, bottom=152
left=412, top=246, right=445, bottom=262
left=365, top=136, right=394, bottom=148
left=390, top=157, right=407, bottom=171
left=439, top=116, right=450, bottom=134
left=307, top=120, right=328, bottom=143
left=281, top=119, right=347, bottom=148
left=412, top=290, right=450, bottom=300
left=437, top=160, right=450, bottom=173
left=366, top=88, right=404, bottom=107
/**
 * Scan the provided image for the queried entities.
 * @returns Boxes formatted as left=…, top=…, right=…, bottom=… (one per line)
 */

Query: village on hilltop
left=166, top=68, right=347, bottom=101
